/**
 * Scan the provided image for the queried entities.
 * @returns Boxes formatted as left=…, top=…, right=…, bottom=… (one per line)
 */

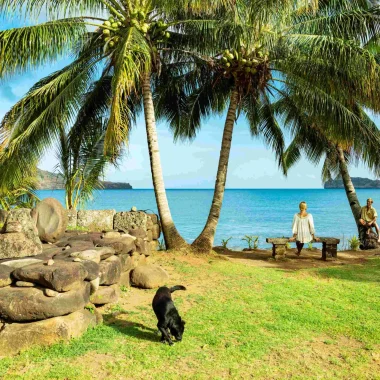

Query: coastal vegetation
left=0, top=253, right=379, bottom=379
left=0, top=1, right=380, bottom=252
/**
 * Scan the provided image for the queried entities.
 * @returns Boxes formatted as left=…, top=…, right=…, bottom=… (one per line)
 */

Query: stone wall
left=0, top=203, right=162, bottom=356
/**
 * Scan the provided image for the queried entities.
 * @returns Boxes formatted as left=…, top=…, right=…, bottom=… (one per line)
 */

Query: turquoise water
left=36, top=189, right=380, bottom=249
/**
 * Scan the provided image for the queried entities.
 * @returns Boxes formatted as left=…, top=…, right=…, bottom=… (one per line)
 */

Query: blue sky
left=0, top=13, right=377, bottom=189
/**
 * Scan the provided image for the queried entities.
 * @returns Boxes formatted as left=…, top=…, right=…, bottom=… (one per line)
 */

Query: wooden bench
left=266, top=237, right=340, bottom=260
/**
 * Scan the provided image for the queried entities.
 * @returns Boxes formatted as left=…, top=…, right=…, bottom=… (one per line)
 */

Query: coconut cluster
left=100, top=11, right=171, bottom=51
left=219, top=48, right=268, bottom=78
left=101, top=16, right=123, bottom=50
left=149, top=20, right=171, bottom=42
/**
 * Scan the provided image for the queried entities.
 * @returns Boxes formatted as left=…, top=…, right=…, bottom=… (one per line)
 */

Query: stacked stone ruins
left=0, top=198, right=167, bottom=356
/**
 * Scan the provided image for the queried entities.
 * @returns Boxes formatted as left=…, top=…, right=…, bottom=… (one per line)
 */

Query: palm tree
left=280, top=101, right=380, bottom=240
left=0, top=0, right=232, bottom=249
left=156, top=0, right=380, bottom=252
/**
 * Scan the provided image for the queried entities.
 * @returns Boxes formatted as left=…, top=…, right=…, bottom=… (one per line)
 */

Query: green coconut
left=222, top=57, right=228, bottom=63
left=109, top=17, right=115, bottom=23
left=104, top=21, right=111, bottom=27
left=225, top=62, right=231, bottom=68
left=165, top=32, right=170, bottom=38
left=228, top=53, right=234, bottom=60
left=137, top=11, right=145, bottom=20
left=103, top=29, right=111, bottom=35
left=111, top=22, right=119, bottom=28
left=109, top=41, right=115, bottom=47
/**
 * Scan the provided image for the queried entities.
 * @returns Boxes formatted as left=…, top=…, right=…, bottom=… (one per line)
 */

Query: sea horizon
left=36, top=188, right=378, bottom=250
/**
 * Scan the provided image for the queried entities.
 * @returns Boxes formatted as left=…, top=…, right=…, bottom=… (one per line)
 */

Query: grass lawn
left=0, top=252, right=379, bottom=379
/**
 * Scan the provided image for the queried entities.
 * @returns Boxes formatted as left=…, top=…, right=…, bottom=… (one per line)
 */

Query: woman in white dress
left=289, top=201, right=320, bottom=256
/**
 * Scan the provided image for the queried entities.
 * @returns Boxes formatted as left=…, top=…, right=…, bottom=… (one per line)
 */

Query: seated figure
left=359, top=198, right=380, bottom=243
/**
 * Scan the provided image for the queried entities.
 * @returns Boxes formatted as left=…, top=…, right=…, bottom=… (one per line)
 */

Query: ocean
left=35, top=188, right=380, bottom=249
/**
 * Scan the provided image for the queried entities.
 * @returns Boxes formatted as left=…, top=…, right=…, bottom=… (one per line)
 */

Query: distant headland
left=37, top=169, right=132, bottom=190
left=324, top=177, right=380, bottom=189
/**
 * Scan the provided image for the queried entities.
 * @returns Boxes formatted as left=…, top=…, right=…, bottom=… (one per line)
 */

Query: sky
left=0, top=11, right=377, bottom=189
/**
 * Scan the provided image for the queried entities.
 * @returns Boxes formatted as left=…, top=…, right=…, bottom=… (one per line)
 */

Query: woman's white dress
left=292, top=213, right=315, bottom=243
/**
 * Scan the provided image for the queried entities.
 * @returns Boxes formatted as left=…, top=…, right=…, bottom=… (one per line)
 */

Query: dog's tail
left=170, top=285, right=186, bottom=293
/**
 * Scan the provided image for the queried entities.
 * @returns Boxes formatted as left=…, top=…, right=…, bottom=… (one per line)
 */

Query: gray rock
left=128, top=227, right=147, bottom=239
left=13, top=261, right=88, bottom=292
left=114, top=211, right=148, bottom=232
left=94, top=246, right=116, bottom=260
left=89, top=277, right=100, bottom=294
left=149, top=240, right=159, bottom=252
left=131, top=206, right=137, bottom=212
left=0, top=265, right=13, bottom=288
left=151, top=224, right=161, bottom=240
left=130, top=265, right=169, bottom=289
left=146, top=230, right=153, bottom=242
left=79, top=260, right=100, bottom=281
left=118, top=272, right=131, bottom=288
left=102, top=231, right=121, bottom=239
left=0, top=258, right=43, bottom=269
left=0, top=309, right=96, bottom=356
left=119, top=254, right=136, bottom=272
left=4, top=209, right=40, bottom=245
left=90, top=285, right=118, bottom=305
left=146, top=216, right=154, bottom=230
left=66, top=209, right=77, bottom=229
left=0, top=283, right=90, bottom=322
left=94, top=236, right=136, bottom=255
left=70, top=250, right=101, bottom=264
left=77, top=210, right=115, bottom=231
left=0, top=232, right=42, bottom=259
left=32, top=198, right=68, bottom=243
left=67, top=233, right=102, bottom=242
left=99, top=255, right=122, bottom=285
left=15, top=281, right=36, bottom=287
left=147, top=213, right=159, bottom=225
left=135, top=238, right=152, bottom=256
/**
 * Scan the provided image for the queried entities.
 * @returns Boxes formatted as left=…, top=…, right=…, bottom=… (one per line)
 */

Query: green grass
left=1, top=256, right=379, bottom=379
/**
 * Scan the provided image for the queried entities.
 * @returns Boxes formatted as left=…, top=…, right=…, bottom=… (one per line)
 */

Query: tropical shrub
left=242, top=235, right=259, bottom=250
left=348, top=235, right=361, bottom=251
left=221, top=237, right=232, bottom=248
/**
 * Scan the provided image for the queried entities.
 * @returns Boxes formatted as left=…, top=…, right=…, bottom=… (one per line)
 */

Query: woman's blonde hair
left=299, top=201, right=307, bottom=210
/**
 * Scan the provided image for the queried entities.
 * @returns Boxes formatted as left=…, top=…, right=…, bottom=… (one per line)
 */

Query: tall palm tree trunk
left=141, top=72, right=188, bottom=250
left=336, top=145, right=362, bottom=227
left=192, top=89, right=239, bottom=253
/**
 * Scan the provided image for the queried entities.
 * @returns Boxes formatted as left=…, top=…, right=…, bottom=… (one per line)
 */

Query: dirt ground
left=213, top=246, right=380, bottom=270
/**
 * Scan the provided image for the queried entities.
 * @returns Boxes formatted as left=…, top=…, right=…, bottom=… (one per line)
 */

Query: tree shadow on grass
left=104, top=315, right=159, bottom=343
left=314, top=258, right=380, bottom=284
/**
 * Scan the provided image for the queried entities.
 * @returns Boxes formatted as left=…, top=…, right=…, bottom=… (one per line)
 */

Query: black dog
left=152, top=285, right=186, bottom=345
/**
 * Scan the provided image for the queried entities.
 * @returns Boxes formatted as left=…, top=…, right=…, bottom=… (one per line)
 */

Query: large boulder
left=0, top=209, right=42, bottom=259
left=114, top=211, right=148, bottom=232
left=0, top=309, right=97, bottom=356
left=13, top=261, right=88, bottom=292
left=99, top=255, right=122, bottom=285
left=0, top=265, right=13, bottom=288
left=130, top=265, right=169, bottom=289
left=0, top=282, right=90, bottom=322
left=94, top=236, right=136, bottom=255
left=0, top=258, right=43, bottom=269
left=0, top=232, right=42, bottom=259
left=32, top=198, right=68, bottom=243
left=77, top=210, right=115, bottom=231
left=90, top=285, right=118, bottom=305
left=147, top=213, right=159, bottom=225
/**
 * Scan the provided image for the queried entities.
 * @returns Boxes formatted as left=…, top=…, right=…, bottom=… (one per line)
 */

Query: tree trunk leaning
left=191, top=90, right=239, bottom=253
left=336, top=145, right=362, bottom=227
left=141, top=72, right=188, bottom=250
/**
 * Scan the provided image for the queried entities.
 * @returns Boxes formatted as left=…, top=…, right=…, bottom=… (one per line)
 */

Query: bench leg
left=273, top=244, right=286, bottom=259
left=326, top=244, right=337, bottom=259
left=322, top=242, right=327, bottom=261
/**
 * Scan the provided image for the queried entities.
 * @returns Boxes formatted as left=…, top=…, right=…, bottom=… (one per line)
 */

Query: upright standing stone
left=77, top=210, right=115, bottom=231
left=32, top=198, right=68, bottom=243
left=0, top=209, right=42, bottom=259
